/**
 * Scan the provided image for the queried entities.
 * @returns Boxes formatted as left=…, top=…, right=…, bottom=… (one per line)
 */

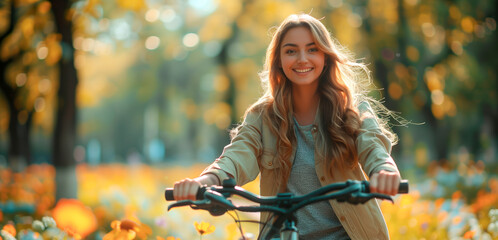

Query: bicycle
left=165, top=178, right=409, bottom=240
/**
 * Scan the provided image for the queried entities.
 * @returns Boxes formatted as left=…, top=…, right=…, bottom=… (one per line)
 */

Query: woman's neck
left=292, top=83, right=319, bottom=126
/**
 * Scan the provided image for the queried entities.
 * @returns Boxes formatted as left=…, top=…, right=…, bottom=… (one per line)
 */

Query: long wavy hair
left=241, top=14, right=396, bottom=192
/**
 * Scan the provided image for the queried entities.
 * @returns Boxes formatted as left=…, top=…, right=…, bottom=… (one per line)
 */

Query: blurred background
left=0, top=0, right=497, bottom=239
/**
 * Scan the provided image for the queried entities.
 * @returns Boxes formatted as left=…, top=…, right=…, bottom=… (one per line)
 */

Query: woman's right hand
left=173, top=174, right=221, bottom=201
left=173, top=178, right=203, bottom=201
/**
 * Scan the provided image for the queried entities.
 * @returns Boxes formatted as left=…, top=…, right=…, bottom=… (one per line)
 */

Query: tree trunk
left=0, top=0, right=32, bottom=172
left=50, top=0, right=78, bottom=200
left=6, top=105, right=32, bottom=171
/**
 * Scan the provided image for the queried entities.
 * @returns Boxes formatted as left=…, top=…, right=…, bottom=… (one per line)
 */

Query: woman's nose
left=297, top=51, right=308, bottom=63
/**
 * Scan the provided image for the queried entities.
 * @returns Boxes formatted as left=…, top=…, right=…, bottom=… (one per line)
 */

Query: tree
left=0, top=0, right=57, bottom=170
left=50, top=0, right=79, bottom=199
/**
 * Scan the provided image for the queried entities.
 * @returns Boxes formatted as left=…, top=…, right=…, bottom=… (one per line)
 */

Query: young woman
left=173, top=14, right=401, bottom=239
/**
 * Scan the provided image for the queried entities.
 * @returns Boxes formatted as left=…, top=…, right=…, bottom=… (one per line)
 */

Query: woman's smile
left=294, top=67, right=314, bottom=73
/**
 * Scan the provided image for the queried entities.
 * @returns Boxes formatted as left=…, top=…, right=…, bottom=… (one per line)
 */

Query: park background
left=0, top=0, right=497, bottom=239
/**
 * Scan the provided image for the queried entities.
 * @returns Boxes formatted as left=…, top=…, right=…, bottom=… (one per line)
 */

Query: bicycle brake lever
left=167, top=199, right=211, bottom=211
left=204, top=190, right=236, bottom=209
left=368, top=193, right=393, bottom=203
left=341, top=192, right=393, bottom=204
left=183, top=190, right=234, bottom=216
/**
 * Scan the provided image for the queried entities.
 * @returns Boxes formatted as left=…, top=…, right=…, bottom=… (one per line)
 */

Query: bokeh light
left=145, top=36, right=160, bottom=50
left=182, top=33, right=199, bottom=48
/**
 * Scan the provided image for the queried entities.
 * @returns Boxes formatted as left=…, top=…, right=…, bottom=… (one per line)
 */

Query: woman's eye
left=285, top=49, right=296, bottom=54
left=309, top=48, right=319, bottom=52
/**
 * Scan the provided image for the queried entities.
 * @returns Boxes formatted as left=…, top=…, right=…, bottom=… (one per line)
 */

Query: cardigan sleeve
left=200, top=111, right=263, bottom=186
left=356, top=101, right=399, bottom=177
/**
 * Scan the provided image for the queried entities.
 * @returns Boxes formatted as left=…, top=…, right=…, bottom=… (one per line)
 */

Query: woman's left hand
left=369, top=170, right=400, bottom=196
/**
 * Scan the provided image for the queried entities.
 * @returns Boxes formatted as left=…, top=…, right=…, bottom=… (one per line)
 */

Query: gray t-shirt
left=286, top=119, right=350, bottom=240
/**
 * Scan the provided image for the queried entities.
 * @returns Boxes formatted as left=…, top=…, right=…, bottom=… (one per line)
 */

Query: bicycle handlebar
left=165, top=179, right=408, bottom=240
left=164, top=179, right=409, bottom=202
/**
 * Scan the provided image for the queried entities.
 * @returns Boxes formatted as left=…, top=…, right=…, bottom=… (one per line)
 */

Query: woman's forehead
left=281, top=26, right=315, bottom=46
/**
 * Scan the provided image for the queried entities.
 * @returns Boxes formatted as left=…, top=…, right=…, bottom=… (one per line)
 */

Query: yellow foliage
left=0, top=32, right=21, bottom=61
left=388, top=82, right=403, bottom=100
left=406, top=46, right=420, bottom=62
left=44, top=34, right=62, bottom=66
left=449, top=5, right=462, bottom=20
left=116, top=0, right=146, bottom=11
left=217, top=0, right=242, bottom=19
left=369, top=0, right=398, bottom=24
left=37, top=1, right=52, bottom=14
left=83, top=0, right=102, bottom=17
left=461, top=17, right=475, bottom=33
left=329, top=8, right=362, bottom=48
left=198, top=14, right=232, bottom=42
left=203, top=101, right=232, bottom=129
left=181, top=99, right=198, bottom=119
left=20, top=16, right=35, bottom=37
left=214, top=74, right=230, bottom=92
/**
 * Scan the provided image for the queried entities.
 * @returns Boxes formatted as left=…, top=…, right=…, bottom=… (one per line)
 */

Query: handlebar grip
left=398, top=180, right=409, bottom=194
left=164, top=187, right=207, bottom=201
left=364, top=179, right=409, bottom=194
left=165, top=188, right=174, bottom=201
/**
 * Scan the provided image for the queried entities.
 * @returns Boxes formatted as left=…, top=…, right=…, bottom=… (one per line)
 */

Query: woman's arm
left=200, top=111, right=263, bottom=186
left=356, top=101, right=401, bottom=195
left=173, top=111, right=263, bottom=200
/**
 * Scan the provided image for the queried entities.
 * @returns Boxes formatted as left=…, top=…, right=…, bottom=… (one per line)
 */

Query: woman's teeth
left=294, top=68, right=313, bottom=73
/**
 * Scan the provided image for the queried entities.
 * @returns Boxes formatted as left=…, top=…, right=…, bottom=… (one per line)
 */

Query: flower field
left=0, top=163, right=497, bottom=240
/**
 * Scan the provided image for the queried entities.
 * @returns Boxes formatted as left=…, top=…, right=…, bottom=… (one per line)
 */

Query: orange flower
left=123, top=209, right=152, bottom=240
left=452, top=190, right=462, bottom=201
left=194, top=221, right=215, bottom=236
left=52, top=199, right=97, bottom=239
left=103, top=219, right=138, bottom=240
left=103, top=219, right=151, bottom=240
left=463, top=230, right=475, bottom=239
left=2, top=224, right=16, bottom=237
left=452, top=216, right=462, bottom=225
left=434, top=198, right=445, bottom=209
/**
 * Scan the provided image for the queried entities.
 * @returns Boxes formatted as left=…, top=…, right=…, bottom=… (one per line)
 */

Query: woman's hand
left=369, top=170, right=400, bottom=196
left=173, top=174, right=221, bottom=201
left=173, top=178, right=203, bottom=201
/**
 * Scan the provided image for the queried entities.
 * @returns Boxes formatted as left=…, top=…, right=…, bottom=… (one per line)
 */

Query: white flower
left=0, top=230, right=16, bottom=240
left=490, top=209, right=498, bottom=222
left=42, top=216, right=57, bottom=228
left=32, top=220, right=46, bottom=232
left=488, top=222, right=498, bottom=234
left=481, top=232, right=492, bottom=240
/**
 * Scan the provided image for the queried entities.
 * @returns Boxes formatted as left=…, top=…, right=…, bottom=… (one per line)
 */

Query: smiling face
left=279, top=26, right=325, bottom=88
